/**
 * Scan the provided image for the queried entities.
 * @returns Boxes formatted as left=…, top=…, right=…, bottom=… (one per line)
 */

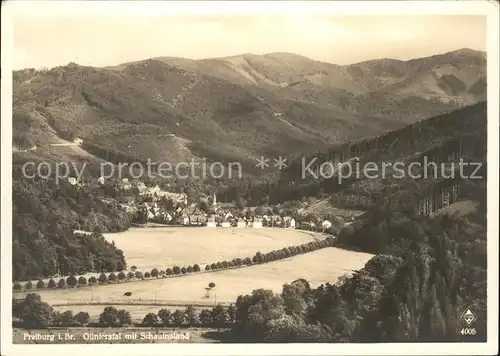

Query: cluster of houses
left=134, top=192, right=342, bottom=232
left=67, top=176, right=343, bottom=232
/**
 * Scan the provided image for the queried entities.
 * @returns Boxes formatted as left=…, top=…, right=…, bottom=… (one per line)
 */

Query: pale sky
left=11, top=14, right=486, bottom=70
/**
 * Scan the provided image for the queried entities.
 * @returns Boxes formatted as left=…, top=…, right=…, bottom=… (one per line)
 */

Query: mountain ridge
left=13, top=48, right=486, bottom=172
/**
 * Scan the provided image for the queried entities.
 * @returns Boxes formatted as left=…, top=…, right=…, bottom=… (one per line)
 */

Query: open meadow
left=29, top=247, right=374, bottom=320
left=103, top=227, right=324, bottom=271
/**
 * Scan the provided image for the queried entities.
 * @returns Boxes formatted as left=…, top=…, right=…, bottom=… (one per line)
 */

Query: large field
left=30, top=248, right=374, bottom=320
left=103, top=227, right=323, bottom=271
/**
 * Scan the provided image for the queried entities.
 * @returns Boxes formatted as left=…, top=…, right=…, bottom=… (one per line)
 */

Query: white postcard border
left=1, top=1, right=498, bottom=355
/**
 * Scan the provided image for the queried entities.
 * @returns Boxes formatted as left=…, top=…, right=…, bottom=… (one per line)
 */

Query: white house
left=321, top=220, right=332, bottom=230
left=250, top=218, right=263, bottom=228
left=221, top=220, right=231, bottom=228
left=160, top=212, right=172, bottom=222
left=236, top=218, right=246, bottom=228
left=73, top=230, right=93, bottom=236
left=206, top=215, right=217, bottom=228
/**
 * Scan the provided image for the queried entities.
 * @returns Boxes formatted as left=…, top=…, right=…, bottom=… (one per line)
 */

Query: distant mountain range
left=12, top=48, right=486, bottom=167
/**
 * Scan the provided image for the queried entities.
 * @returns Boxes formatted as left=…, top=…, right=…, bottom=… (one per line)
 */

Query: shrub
left=99, top=306, right=119, bottom=326
left=208, top=282, right=216, bottom=289
left=124, top=292, right=132, bottom=296
left=221, top=261, right=228, bottom=268
left=109, top=272, right=117, bottom=282
left=88, top=276, right=97, bottom=285
left=57, top=278, right=66, bottom=289
left=216, top=262, right=223, bottom=269
left=180, top=267, right=187, bottom=275
left=210, top=263, right=217, bottom=270
left=227, top=261, right=234, bottom=268
left=60, top=310, right=74, bottom=326
left=205, top=264, right=211, bottom=271
left=166, top=268, right=173, bottom=276
left=158, top=308, right=171, bottom=326
left=127, top=271, right=134, bottom=279
left=117, top=271, right=126, bottom=281
left=171, top=309, right=185, bottom=326
left=184, top=305, right=197, bottom=325
left=187, top=266, right=194, bottom=273
left=98, top=273, right=108, bottom=284
left=78, top=276, right=87, bottom=286
left=193, top=264, right=200, bottom=272
left=211, top=304, right=227, bottom=327
left=151, top=268, right=159, bottom=278
left=13, top=282, right=22, bottom=291
left=243, top=257, right=252, bottom=265
left=173, top=266, right=181, bottom=275
left=159, top=270, right=165, bottom=277
left=131, top=266, right=137, bottom=271
left=144, top=271, right=151, bottom=279
left=48, top=279, right=56, bottom=288
left=24, top=281, right=33, bottom=290
left=135, top=271, right=144, bottom=279
left=198, top=309, right=213, bottom=325
left=74, top=311, right=90, bottom=326
left=142, top=312, right=159, bottom=326
left=117, top=309, right=131, bottom=326
left=36, top=280, right=45, bottom=289
left=67, top=275, right=78, bottom=288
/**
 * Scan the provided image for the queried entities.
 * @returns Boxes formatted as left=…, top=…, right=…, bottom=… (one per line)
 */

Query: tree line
left=13, top=293, right=236, bottom=329
left=13, top=237, right=336, bottom=291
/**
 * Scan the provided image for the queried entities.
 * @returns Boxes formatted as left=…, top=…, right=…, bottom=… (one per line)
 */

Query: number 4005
left=460, top=328, right=476, bottom=336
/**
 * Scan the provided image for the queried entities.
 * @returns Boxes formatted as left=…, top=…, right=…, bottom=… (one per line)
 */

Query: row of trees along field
left=13, top=293, right=236, bottom=329
left=13, top=237, right=336, bottom=291
left=13, top=168, right=130, bottom=281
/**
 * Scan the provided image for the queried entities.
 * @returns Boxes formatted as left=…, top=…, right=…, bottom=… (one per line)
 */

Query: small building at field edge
left=250, top=218, right=263, bottom=228
left=236, top=218, right=247, bottom=228
left=206, top=215, right=216, bottom=227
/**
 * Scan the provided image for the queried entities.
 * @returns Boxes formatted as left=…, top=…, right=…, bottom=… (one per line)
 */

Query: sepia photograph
left=1, top=1, right=498, bottom=355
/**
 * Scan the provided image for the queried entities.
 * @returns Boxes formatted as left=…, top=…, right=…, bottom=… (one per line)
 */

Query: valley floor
left=18, top=247, right=373, bottom=322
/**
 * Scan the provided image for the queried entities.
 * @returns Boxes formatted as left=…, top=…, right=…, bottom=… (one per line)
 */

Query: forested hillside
left=12, top=168, right=131, bottom=280
left=231, top=189, right=487, bottom=342
left=266, top=102, right=486, bottom=207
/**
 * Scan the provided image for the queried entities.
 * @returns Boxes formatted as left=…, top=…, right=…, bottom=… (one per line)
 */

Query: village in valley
left=75, top=176, right=351, bottom=233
